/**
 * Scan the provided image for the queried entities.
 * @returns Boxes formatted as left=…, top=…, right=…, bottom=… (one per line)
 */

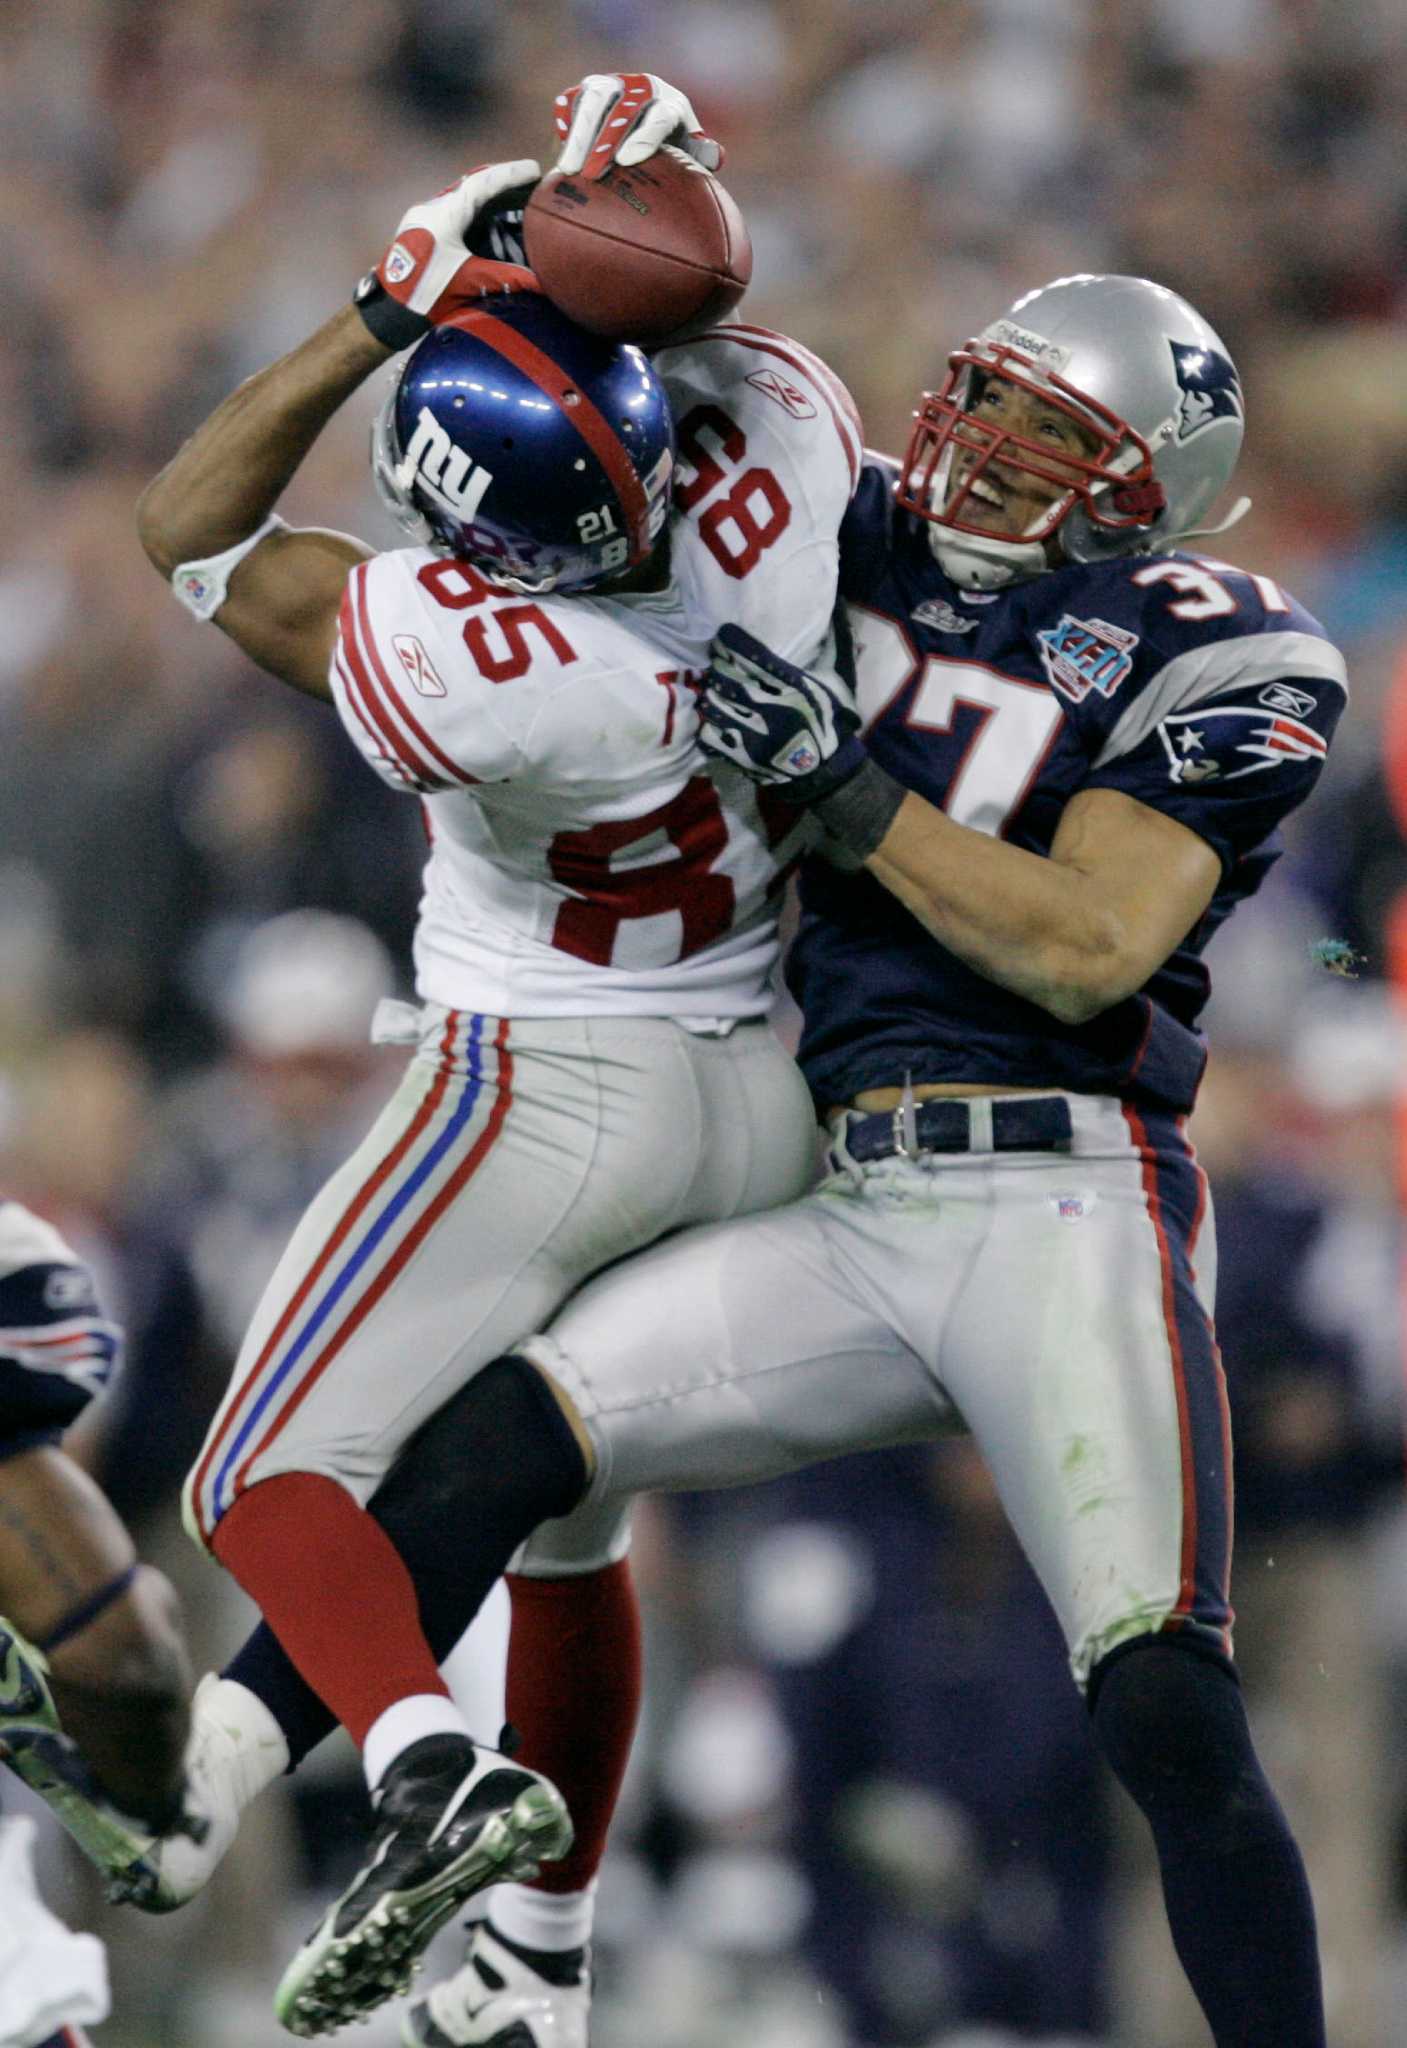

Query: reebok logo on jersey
left=1258, top=681, right=1316, bottom=719
left=394, top=635, right=446, bottom=697
left=911, top=597, right=977, bottom=635
left=745, top=368, right=816, bottom=420
left=43, top=1269, right=94, bottom=1312
left=1035, top=613, right=1138, bottom=703
left=1158, top=705, right=1327, bottom=785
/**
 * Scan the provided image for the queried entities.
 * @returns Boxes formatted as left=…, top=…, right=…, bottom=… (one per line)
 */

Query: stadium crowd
left=2, top=1, right=1406, bottom=2043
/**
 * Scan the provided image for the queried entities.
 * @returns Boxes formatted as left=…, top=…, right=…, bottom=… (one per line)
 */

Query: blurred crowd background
left=3, top=2, right=1407, bottom=2044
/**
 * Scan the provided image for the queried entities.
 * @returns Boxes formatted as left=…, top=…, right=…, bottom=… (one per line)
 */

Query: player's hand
left=554, top=73, right=724, bottom=180
left=353, top=160, right=542, bottom=351
left=700, top=624, right=867, bottom=803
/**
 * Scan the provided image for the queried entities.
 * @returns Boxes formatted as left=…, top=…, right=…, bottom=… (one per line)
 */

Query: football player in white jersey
left=130, top=124, right=861, bottom=2035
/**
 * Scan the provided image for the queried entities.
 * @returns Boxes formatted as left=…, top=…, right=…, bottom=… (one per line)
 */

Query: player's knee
left=1089, top=1633, right=1278, bottom=1844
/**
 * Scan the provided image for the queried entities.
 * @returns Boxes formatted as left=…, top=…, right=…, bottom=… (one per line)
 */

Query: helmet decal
left=1170, top=340, right=1244, bottom=442
left=395, top=407, right=495, bottom=520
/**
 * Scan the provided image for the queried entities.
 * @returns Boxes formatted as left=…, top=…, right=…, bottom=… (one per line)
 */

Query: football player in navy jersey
left=365, top=269, right=1335, bottom=2045
left=0, top=1200, right=197, bottom=2047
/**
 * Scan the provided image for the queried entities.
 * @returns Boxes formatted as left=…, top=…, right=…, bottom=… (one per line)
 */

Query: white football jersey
left=328, top=326, right=862, bottom=1020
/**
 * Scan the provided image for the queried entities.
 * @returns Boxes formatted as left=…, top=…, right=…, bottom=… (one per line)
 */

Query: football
left=523, top=146, right=752, bottom=347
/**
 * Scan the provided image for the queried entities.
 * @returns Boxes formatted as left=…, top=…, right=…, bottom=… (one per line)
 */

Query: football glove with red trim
left=353, top=160, right=542, bottom=351
left=553, top=72, right=723, bottom=180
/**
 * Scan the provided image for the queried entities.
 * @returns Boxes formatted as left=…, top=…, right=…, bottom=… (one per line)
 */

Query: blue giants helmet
left=372, top=293, right=675, bottom=593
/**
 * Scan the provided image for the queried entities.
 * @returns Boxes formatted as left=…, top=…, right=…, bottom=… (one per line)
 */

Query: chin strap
left=1169, top=494, right=1253, bottom=544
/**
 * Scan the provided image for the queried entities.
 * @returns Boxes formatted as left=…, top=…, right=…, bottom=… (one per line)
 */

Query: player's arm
left=135, top=161, right=539, bottom=700
left=136, top=310, right=387, bottom=699
left=866, top=784, right=1220, bottom=1023
left=700, top=624, right=1221, bottom=1025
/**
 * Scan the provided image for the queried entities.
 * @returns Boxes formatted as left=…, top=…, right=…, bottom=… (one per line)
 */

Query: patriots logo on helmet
left=1158, top=704, right=1326, bottom=785
left=1169, top=341, right=1244, bottom=443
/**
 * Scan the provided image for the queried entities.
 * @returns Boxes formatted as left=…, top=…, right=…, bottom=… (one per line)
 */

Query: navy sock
left=1091, top=1637, right=1325, bottom=2047
left=221, top=1355, right=587, bottom=1765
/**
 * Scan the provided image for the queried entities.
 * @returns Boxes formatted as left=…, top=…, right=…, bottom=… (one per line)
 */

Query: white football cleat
left=136, top=1671, right=291, bottom=1910
left=402, top=1923, right=590, bottom=2047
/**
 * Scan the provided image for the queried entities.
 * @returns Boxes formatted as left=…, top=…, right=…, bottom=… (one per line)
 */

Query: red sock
left=213, top=1472, right=450, bottom=1748
left=505, top=1560, right=642, bottom=1893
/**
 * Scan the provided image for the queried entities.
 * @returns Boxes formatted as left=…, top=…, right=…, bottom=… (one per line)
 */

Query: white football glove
left=553, top=72, right=724, bottom=180
left=353, top=159, right=541, bottom=351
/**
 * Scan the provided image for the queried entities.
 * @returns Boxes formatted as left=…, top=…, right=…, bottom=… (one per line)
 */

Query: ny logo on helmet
left=1170, top=341, right=1244, bottom=443
left=394, top=407, right=494, bottom=519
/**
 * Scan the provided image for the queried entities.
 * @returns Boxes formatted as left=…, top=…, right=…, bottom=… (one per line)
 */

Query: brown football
left=523, top=147, right=752, bottom=347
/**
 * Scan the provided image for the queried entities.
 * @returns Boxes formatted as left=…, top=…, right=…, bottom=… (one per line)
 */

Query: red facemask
left=897, top=341, right=1166, bottom=551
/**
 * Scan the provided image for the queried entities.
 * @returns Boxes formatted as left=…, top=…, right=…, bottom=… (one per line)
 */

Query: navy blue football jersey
left=0, top=1202, right=123, bottom=1458
left=791, top=457, right=1347, bottom=1112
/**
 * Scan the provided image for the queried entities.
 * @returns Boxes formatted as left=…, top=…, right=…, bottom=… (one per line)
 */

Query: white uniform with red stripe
left=184, top=328, right=859, bottom=1548
left=328, top=323, right=862, bottom=1025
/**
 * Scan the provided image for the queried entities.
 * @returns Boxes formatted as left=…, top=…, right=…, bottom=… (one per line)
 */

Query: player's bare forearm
left=136, top=306, right=390, bottom=573
left=136, top=306, right=387, bottom=696
left=866, top=785, right=1220, bottom=1025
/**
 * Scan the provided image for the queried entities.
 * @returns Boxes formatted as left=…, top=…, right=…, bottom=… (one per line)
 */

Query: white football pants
left=524, top=1091, right=1234, bottom=1685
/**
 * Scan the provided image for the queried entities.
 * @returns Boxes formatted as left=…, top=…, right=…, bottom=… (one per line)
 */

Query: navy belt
left=841, top=1094, right=1073, bottom=1164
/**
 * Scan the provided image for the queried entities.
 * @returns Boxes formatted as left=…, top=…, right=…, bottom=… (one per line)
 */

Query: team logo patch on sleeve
left=1158, top=704, right=1328, bottom=784
left=1035, top=614, right=1139, bottom=703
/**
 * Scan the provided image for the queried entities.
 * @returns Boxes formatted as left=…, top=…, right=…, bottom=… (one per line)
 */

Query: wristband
left=172, top=515, right=286, bottom=622
left=813, top=756, right=908, bottom=862
left=352, top=274, right=428, bottom=352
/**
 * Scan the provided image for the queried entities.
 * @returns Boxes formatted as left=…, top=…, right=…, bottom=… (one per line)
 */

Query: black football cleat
left=274, top=1734, right=572, bottom=2037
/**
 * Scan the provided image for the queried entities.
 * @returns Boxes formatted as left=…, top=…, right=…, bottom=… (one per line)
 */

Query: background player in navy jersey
left=0, top=1199, right=197, bottom=2048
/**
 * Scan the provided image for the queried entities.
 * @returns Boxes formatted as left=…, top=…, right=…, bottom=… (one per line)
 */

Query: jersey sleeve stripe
left=332, top=649, right=418, bottom=785
left=337, top=582, right=446, bottom=790
left=334, top=647, right=453, bottom=794
left=701, top=323, right=864, bottom=489
left=344, top=567, right=480, bottom=789
left=465, top=313, right=652, bottom=558
left=351, top=566, right=482, bottom=786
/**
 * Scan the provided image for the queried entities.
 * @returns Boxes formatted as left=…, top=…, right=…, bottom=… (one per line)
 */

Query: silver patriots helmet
left=897, top=273, right=1249, bottom=591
